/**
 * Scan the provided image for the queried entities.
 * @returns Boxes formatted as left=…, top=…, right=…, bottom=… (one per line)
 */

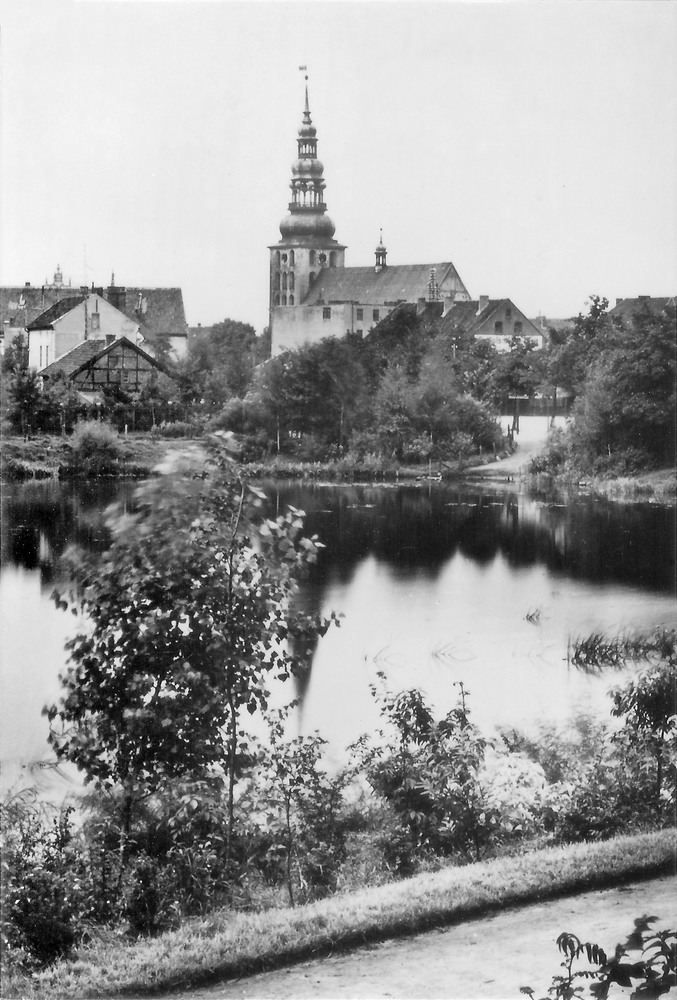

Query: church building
left=269, top=87, right=471, bottom=357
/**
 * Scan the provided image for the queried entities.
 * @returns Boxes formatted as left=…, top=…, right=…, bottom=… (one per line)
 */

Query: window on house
left=91, top=313, right=100, bottom=331
left=373, top=309, right=380, bottom=322
left=514, top=321, right=523, bottom=335
left=356, top=329, right=363, bottom=337
left=45, top=347, right=49, bottom=366
left=309, top=250, right=316, bottom=266
left=323, top=307, right=331, bottom=320
left=494, top=321, right=503, bottom=334
left=39, top=345, right=42, bottom=367
left=356, top=308, right=363, bottom=321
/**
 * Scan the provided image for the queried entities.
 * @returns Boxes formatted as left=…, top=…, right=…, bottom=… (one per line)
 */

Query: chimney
left=477, top=295, right=489, bottom=315
left=417, top=297, right=427, bottom=316
left=442, top=293, right=457, bottom=316
left=107, top=283, right=127, bottom=312
left=638, top=295, right=650, bottom=301
left=24, top=282, right=30, bottom=288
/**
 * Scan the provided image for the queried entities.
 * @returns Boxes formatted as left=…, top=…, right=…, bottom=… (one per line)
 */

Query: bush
left=151, top=421, right=203, bottom=439
left=68, top=420, right=121, bottom=475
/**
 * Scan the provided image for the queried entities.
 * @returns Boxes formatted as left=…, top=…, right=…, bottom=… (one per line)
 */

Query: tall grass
left=9, top=829, right=675, bottom=1000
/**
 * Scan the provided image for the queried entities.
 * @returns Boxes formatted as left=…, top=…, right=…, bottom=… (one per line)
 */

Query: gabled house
left=40, top=336, right=168, bottom=395
left=608, top=296, right=676, bottom=327
left=431, top=296, right=544, bottom=351
left=1, top=268, right=189, bottom=360
left=27, top=294, right=141, bottom=371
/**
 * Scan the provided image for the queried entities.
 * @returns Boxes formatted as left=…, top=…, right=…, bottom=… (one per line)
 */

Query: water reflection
left=1, top=478, right=675, bottom=788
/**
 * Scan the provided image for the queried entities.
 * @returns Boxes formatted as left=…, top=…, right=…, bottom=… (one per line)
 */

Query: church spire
left=375, top=230, right=387, bottom=272
left=279, top=79, right=336, bottom=240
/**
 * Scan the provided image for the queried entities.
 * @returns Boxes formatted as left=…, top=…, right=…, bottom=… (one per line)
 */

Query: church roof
left=26, top=296, right=87, bottom=331
left=302, top=263, right=466, bottom=306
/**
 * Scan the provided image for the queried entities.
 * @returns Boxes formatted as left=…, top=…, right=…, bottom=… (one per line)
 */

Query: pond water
left=1, top=474, right=675, bottom=794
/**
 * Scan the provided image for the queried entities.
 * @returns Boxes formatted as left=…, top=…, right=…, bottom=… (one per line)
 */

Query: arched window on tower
left=329, top=251, right=336, bottom=267
left=282, top=295, right=287, bottom=306
left=275, top=294, right=280, bottom=306
left=309, top=271, right=316, bottom=285
left=289, top=272, right=295, bottom=291
left=309, top=250, right=316, bottom=266
left=274, top=272, right=281, bottom=290
left=282, top=273, right=288, bottom=291
left=289, top=250, right=295, bottom=266
left=276, top=251, right=281, bottom=266
left=289, top=294, right=294, bottom=305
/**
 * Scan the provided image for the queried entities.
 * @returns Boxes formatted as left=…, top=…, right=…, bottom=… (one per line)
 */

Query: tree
left=610, top=635, right=677, bottom=812
left=46, top=443, right=334, bottom=859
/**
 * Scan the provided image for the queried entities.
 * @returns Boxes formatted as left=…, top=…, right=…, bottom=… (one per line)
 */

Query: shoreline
left=2, top=432, right=674, bottom=502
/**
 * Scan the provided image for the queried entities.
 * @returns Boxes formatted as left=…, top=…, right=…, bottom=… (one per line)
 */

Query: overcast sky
left=1, top=0, right=675, bottom=333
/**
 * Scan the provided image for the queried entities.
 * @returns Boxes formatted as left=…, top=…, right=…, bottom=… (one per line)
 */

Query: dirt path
left=149, top=874, right=676, bottom=1000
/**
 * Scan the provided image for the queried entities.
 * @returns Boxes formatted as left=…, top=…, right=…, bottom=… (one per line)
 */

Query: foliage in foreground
left=521, top=916, right=676, bottom=999
left=2, top=831, right=675, bottom=1000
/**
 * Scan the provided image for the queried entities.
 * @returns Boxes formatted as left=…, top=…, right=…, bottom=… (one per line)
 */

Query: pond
left=1, top=475, right=675, bottom=794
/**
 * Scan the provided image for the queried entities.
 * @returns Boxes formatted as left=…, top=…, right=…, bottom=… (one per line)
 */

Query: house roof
left=436, top=299, right=544, bottom=340
left=41, top=340, right=106, bottom=379
left=1, top=285, right=188, bottom=338
left=608, top=296, right=676, bottom=323
left=26, top=296, right=87, bottom=331
left=113, top=288, right=188, bottom=337
left=1, top=287, right=83, bottom=330
left=302, top=263, right=468, bottom=306
left=41, top=336, right=166, bottom=382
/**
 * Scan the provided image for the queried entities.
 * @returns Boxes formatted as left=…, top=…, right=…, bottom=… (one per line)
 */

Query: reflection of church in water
left=269, top=84, right=471, bottom=357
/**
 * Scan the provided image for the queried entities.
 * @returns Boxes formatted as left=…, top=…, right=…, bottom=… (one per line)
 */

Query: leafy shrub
left=68, top=420, right=121, bottom=475
left=152, top=421, right=203, bottom=439
left=1, top=792, right=79, bottom=967
left=521, top=917, right=676, bottom=999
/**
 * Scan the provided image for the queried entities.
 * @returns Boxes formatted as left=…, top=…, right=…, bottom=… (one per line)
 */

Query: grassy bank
left=525, top=466, right=677, bottom=503
left=0, top=434, right=196, bottom=481
left=7, top=829, right=674, bottom=1000
left=0, top=432, right=504, bottom=483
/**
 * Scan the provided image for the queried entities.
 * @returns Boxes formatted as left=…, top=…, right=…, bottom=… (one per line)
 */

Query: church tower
left=269, top=82, right=345, bottom=312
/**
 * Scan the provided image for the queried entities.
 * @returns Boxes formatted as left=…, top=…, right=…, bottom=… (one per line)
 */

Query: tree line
left=3, top=297, right=675, bottom=473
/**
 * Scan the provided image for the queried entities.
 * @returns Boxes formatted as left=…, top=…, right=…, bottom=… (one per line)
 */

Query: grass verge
left=11, top=829, right=675, bottom=1000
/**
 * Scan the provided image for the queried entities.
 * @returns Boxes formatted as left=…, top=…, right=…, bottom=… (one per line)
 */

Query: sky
left=0, top=0, right=675, bottom=334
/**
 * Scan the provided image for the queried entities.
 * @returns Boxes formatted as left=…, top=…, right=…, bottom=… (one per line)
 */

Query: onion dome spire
left=279, top=79, right=336, bottom=240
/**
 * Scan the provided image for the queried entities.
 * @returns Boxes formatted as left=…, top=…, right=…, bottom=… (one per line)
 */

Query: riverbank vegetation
left=3, top=298, right=673, bottom=488
left=528, top=297, right=675, bottom=487
left=2, top=442, right=675, bottom=998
